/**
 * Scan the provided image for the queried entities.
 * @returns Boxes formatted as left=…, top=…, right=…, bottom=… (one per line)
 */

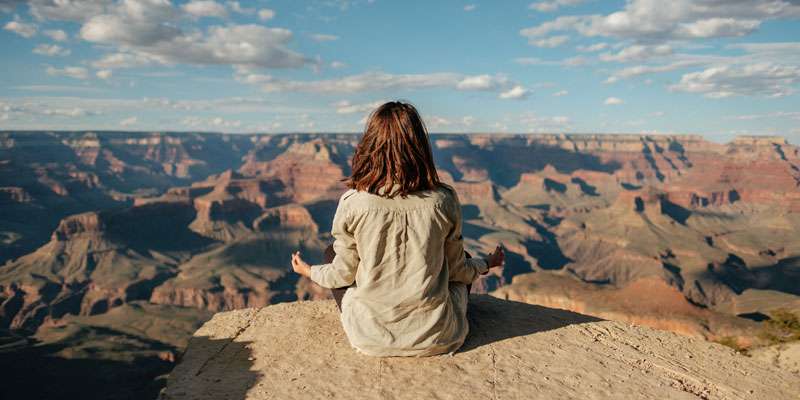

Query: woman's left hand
left=291, top=251, right=312, bottom=278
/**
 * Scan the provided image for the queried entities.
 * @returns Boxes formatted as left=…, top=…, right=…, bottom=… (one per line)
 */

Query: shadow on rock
left=459, top=295, right=602, bottom=353
left=161, top=336, right=262, bottom=400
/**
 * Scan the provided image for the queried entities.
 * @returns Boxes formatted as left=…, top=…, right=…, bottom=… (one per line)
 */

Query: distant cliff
left=162, top=295, right=799, bottom=400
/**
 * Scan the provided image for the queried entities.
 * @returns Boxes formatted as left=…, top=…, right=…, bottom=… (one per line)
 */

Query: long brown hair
left=346, top=101, right=441, bottom=198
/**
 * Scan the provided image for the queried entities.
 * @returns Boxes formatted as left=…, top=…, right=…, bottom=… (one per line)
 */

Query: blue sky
left=1, top=0, right=799, bottom=142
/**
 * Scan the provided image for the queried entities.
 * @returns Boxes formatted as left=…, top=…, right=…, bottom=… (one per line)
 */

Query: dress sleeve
left=310, top=198, right=359, bottom=289
left=444, top=188, right=489, bottom=284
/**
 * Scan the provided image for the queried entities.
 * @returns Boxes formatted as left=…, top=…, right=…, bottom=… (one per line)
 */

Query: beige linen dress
left=309, top=183, right=488, bottom=357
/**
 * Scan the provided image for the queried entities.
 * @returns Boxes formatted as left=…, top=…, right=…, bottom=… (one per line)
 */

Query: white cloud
left=669, top=63, right=800, bottom=98
left=42, top=107, right=96, bottom=117
left=427, top=116, right=452, bottom=128
left=333, top=100, right=384, bottom=114
left=228, top=2, right=254, bottom=14
left=529, top=0, right=584, bottom=13
left=728, top=42, right=800, bottom=53
left=82, top=17, right=308, bottom=68
left=499, top=85, right=529, bottom=100
left=464, top=4, right=477, bottom=11
left=577, top=42, right=608, bottom=52
left=0, top=0, right=24, bottom=13
left=4, top=20, right=36, bottom=37
left=96, top=69, right=112, bottom=79
left=515, top=56, right=586, bottom=67
left=119, top=116, right=137, bottom=126
left=599, top=44, right=672, bottom=63
left=553, top=90, right=569, bottom=96
left=530, top=35, right=569, bottom=48
left=46, top=66, right=89, bottom=80
left=563, top=56, right=588, bottom=67
left=676, top=18, right=760, bottom=38
left=232, top=67, right=273, bottom=85
left=330, top=61, right=347, bottom=69
left=730, top=111, right=800, bottom=121
left=182, top=0, right=227, bottom=18
left=311, top=33, right=339, bottom=42
left=92, top=52, right=162, bottom=69
left=456, top=74, right=508, bottom=90
left=520, top=0, right=800, bottom=41
left=77, top=1, right=307, bottom=69
left=258, top=72, right=511, bottom=94
left=258, top=8, right=275, bottom=21
left=519, top=112, right=572, bottom=132
left=605, top=60, right=704, bottom=83
left=33, top=44, right=70, bottom=56
left=182, top=115, right=242, bottom=130
left=29, top=0, right=111, bottom=22
left=43, top=29, right=67, bottom=41
left=604, top=96, right=624, bottom=105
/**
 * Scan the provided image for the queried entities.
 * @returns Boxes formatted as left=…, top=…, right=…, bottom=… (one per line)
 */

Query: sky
left=1, top=0, right=799, bottom=142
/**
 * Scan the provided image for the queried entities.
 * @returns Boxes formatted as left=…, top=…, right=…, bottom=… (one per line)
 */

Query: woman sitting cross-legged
left=291, top=101, right=504, bottom=357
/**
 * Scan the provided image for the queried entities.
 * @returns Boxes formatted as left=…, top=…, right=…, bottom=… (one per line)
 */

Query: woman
left=291, top=101, right=504, bottom=357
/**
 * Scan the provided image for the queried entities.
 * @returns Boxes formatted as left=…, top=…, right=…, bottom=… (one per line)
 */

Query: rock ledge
left=163, top=295, right=799, bottom=400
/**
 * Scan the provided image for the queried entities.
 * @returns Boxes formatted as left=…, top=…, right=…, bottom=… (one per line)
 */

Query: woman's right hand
left=485, top=244, right=505, bottom=268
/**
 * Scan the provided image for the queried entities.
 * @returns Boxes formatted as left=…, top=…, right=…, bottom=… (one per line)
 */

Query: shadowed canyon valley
left=1, top=131, right=799, bottom=399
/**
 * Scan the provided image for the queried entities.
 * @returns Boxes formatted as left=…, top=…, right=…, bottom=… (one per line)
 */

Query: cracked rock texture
left=162, top=295, right=799, bottom=400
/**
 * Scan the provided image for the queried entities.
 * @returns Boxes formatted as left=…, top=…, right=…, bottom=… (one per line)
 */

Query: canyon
left=1, top=131, right=799, bottom=399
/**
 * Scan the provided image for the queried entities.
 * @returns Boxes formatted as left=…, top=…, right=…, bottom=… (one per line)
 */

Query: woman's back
left=291, top=101, right=501, bottom=357
left=310, top=184, right=487, bottom=356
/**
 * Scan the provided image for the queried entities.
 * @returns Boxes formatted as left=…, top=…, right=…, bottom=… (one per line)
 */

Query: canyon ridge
left=1, top=131, right=799, bottom=399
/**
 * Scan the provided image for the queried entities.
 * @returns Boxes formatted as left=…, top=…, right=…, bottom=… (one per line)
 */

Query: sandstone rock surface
left=162, top=295, right=799, bottom=400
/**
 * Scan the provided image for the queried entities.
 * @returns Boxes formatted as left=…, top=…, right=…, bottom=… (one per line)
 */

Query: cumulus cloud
left=530, top=35, right=569, bottom=48
left=119, top=116, right=137, bottom=126
left=520, top=0, right=800, bottom=41
left=33, top=44, right=70, bottom=56
left=258, top=8, right=275, bottom=21
left=42, top=107, right=97, bottom=117
left=4, top=20, right=36, bottom=37
left=464, top=4, right=477, bottom=11
left=553, top=90, right=569, bottom=96
left=515, top=56, right=586, bottom=67
left=29, top=0, right=111, bottom=22
left=75, top=0, right=308, bottom=69
left=426, top=116, right=452, bottom=128
left=46, top=66, right=89, bottom=80
left=43, top=29, right=67, bottom=41
left=333, top=100, right=384, bottom=114
left=605, top=60, right=700, bottom=83
left=311, top=33, right=339, bottom=42
left=0, top=0, right=25, bottom=13
left=499, top=85, right=529, bottom=100
left=577, top=42, right=608, bottom=52
left=96, top=69, right=112, bottom=79
left=599, top=44, right=672, bottom=63
left=519, top=112, right=572, bottom=132
left=330, top=61, right=347, bottom=69
left=181, top=115, right=243, bottom=130
left=258, top=72, right=512, bottom=94
left=91, top=52, right=163, bottom=69
left=182, top=0, right=227, bottom=18
left=529, top=0, right=585, bottom=13
left=669, top=63, right=800, bottom=98
left=604, top=96, right=624, bottom=105
left=456, top=74, right=508, bottom=90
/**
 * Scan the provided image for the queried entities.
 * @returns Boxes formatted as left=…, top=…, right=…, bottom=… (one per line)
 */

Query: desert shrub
left=715, top=336, right=746, bottom=353
left=760, top=309, right=800, bottom=344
